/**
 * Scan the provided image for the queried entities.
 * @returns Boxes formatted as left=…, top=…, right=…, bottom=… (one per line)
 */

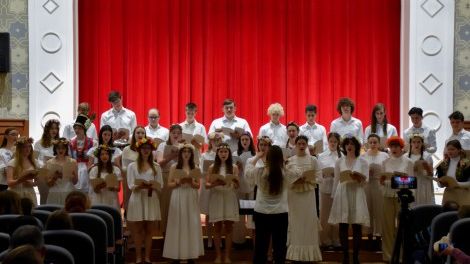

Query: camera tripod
left=390, top=188, right=415, bottom=264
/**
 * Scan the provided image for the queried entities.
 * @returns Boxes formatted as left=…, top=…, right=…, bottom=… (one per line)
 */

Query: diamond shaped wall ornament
left=419, top=73, right=443, bottom=95
left=40, top=72, right=64, bottom=94
left=43, top=0, right=59, bottom=14
left=421, top=0, right=444, bottom=18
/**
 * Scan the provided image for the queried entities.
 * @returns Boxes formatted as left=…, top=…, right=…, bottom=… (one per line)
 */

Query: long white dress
left=7, top=159, right=38, bottom=206
left=199, top=151, right=215, bottom=215
left=328, top=156, right=370, bottom=226
left=126, top=162, right=163, bottom=221
left=408, top=152, right=435, bottom=205
left=88, top=165, right=122, bottom=210
left=286, top=155, right=322, bottom=262
left=46, top=157, right=77, bottom=205
left=163, top=167, right=204, bottom=260
left=208, top=164, right=239, bottom=223
left=362, top=151, right=389, bottom=236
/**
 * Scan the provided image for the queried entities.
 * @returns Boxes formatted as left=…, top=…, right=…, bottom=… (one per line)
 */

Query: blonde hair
left=13, top=139, right=37, bottom=179
left=267, top=103, right=285, bottom=116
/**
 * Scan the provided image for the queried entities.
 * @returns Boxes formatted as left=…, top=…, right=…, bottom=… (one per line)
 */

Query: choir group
left=1, top=90, right=470, bottom=264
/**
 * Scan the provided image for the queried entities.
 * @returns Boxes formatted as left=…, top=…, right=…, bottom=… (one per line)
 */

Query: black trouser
left=339, top=223, right=362, bottom=262
left=253, top=212, right=288, bottom=264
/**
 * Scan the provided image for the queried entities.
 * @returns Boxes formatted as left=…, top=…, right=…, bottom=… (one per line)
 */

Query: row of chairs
left=0, top=204, right=124, bottom=264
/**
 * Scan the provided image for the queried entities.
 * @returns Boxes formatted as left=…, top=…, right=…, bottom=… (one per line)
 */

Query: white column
left=401, top=0, right=455, bottom=159
left=28, top=0, right=76, bottom=140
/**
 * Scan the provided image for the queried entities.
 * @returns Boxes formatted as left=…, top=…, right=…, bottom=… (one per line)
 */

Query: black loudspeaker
left=0, top=33, right=10, bottom=73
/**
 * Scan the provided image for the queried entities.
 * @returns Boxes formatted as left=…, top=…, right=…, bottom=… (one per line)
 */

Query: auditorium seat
left=43, top=244, right=75, bottom=264
left=70, top=212, right=108, bottom=264
left=427, top=211, right=459, bottom=264
left=0, top=214, right=43, bottom=234
left=43, top=230, right=95, bottom=264
left=449, top=218, right=470, bottom=255
left=36, top=204, right=63, bottom=212
left=410, top=204, right=443, bottom=233
left=32, top=210, right=51, bottom=226
left=0, top=233, right=9, bottom=253
left=91, top=205, right=124, bottom=263
left=87, top=208, right=115, bottom=264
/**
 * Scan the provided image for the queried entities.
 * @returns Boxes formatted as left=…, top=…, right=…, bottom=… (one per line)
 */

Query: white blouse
left=382, top=155, right=414, bottom=197
left=0, top=148, right=14, bottom=185
left=299, top=122, right=328, bottom=152
left=126, top=162, right=163, bottom=190
left=33, top=141, right=54, bottom=167
left=258, top=122, right=288, bottom=147
left=330, top=117, right=364, bottom=143
left=331, top=156, right=369, bottom=197
left=363, top=123, right=398, bottom=144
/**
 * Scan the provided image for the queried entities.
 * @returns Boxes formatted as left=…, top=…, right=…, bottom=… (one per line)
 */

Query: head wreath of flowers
left=257, top=136, right=273, bottom=145
left=410, top=133, right=425, bottom=140
left=15, top=136, right=33, bottom=146
left=178, top=143, right=195, bottom=151
left=51, top=138, right=70, bottom=146
left=216, top=143, right=231, bottom=151
left=135, top=137, right=158, bottom=150
left=93, top=144, right=115, bottom=158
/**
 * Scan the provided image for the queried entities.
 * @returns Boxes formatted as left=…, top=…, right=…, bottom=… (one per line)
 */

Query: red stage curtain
left=78, top=0, right=401, bottom=135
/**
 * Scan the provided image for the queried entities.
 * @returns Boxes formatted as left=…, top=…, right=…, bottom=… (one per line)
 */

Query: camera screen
left=391, top=175, right=417, bottom=189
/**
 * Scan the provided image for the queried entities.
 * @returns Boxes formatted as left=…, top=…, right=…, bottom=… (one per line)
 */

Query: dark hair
left=99, top=125, right=115, bottom=146
left=341, top=136, right=361, bottom=157
left=52, top=137, right=69, bottom=156
left=408, top=135, right=425, bottom=160
left=446, top=139, right=462, bottom=151
left=40, top=119, right=60, bottom=148
left=286, top=122, right=299, bottom=132
left=367, top=133, right=381, bottom=142
left=212, top=143, right=234, bottom=175
left=65, top=191, right=90, bottom=213
left=130, top=126, right=146, bottom=151
left=0, top=190, right=21, bottom=215
left=336, top=97, right=355, bottom=114
left=408, top=107, right=423, bottom=116
left=1, top=128, right=17, bottom=148
left=458, top=205, right=470, bottom=219
left=295, top=135, right=309, bottom=144
left=20, top=197, right=33, bottom=216
left=185, top=102, right=197, bottom=111
left=237, top=132, right=256, bottom=156
left=449, top=111, right=465, bottom=121
left=96, top=147, right=114, bottom=177
left=10, top=225, right=44, bottom=249
left=223, top=98, right=235, bottom=106
left=371, top=103, right=388, bottom=135
left=3, top=244, right=42, bottom=264
left=266, top=145, right=284, bottom=195
left=305, top=104, right=317, bottom=114
left=176, top=146, right=196, bottom=170
left=108, top=91, right=121, bottom=102
left=166, top=124, right=182, bottom=145
left=45, top=210, right=73, bottom=230
left=328, top=132, right=342, bottom=158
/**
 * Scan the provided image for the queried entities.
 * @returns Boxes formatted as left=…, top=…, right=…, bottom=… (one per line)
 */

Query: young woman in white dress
left=46, top=138, right=78, bottom=205
left=380, top=136, right=414, bottom=262
left=34, top=119, right=60, bottom=204
left=328, top=136, right=369, bottom=264
left=285, top=135, right=322, bottom=262
left=199, top=132, right=223, bottom=248
left=407, top=134, right=434, bottom=205
left=127, top=137, right=163, bottom=264
left=121, top=126, right=146, bottom=213
left=6, top=137, right=39, bottom=206
left=231, top=131, right=256, bottom=244
left=206, top=142, right=240, bottom=263
left=156, top=124, right=183, bottom=234
left=0, top=128, right=18, bottom=191
left=86, top=125, right=122, bottom=167
left=163, top=143, right=204, bottom=263
left=318, top=132, right=341, bottom=249
left=88, top=144, right=122, bottom=210
left=363, top=103, right=398, bottom=148
left=362, top=134, right=389, bottom=239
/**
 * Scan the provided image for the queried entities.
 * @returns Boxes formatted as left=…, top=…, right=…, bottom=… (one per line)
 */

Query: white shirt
left=447, top=157, right=460, bottom=178
left=403, top=125, right=437, bottom=153
left=363, top=123, right=398, bottom=144
left=33, top=141, right=54, bottom=167
left=382, top=155, right=414, bottom=197
left=0, top=148, right=13, bottom=185
left=208, top=115, right=252, bottom=151
left=180, top=120, right=207, bottom=141
left=100, top=107, right=137, bottom=133
left=258, top=122, right=287, bottom=147
left=62, top=122, right=98, bottom=142
left=299, top=122, right=328, bottom=152
left=330, top=117, right=364, bottom=142
left=145, top=124, right=169, bottom=141
left=446, top=129, right=470, bottom=150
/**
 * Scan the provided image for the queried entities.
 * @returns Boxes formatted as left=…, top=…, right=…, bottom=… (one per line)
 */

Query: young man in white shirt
left=180, top=102, right=207, bottom=150
left=258, top=103, right=287, bottom=147
left=446, top=111, right=470, bottom=150
left=208, top=99, right=252, bottom=151
left=403, top=107, right=437, bottom=153
left=299, top=104, right=328, bottom=155
left=62, top=102, right=98, bottom=142
left=100, top=91, right=137, bottom=141
left=329, top=97, right=364, bottom=142
left=145, top=108, right=169, bottom=142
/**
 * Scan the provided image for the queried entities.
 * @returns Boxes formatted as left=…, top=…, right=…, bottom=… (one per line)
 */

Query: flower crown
left=135, top=137, right=158, bottom=150
left=93, top=144, right=115, bottom=158
left=15, top=136, right=33, bottom=146
left=410, top=133, right=425, bottom=140
left=216, top=143, right=231, bottom=151
left=178, top=143, right=195, bottom=151
left=51, top=138, right=70, bottom=146
left=257, top=136, right=272, bottom=144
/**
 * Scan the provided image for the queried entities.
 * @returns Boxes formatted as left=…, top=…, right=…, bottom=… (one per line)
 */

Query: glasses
left=148, top=116, right=160, bottom=120
left=8, top=133, right=19, bottom=137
